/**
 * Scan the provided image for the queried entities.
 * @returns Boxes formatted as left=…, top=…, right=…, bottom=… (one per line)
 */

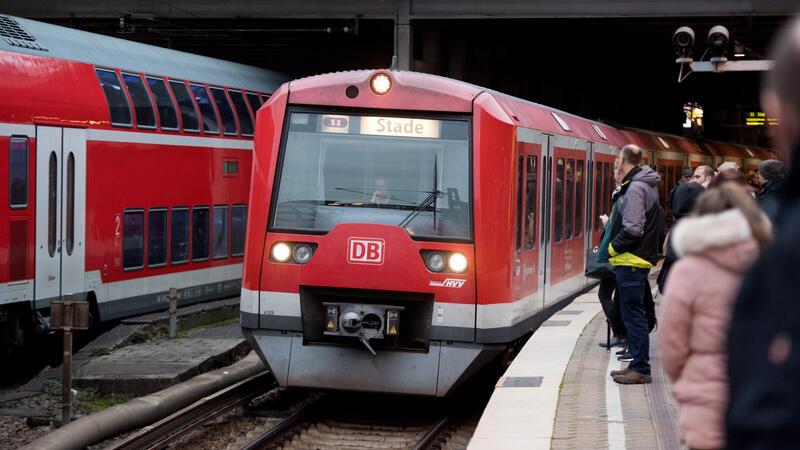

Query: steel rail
left=412, top=413, right=455, bottom=450
left=238, top=396, right=323, bottom=450
left=107, top=371, right=275, bottom=450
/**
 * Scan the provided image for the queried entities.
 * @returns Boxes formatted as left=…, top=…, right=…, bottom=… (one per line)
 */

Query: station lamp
left=673, top=26, right=695, bottom=61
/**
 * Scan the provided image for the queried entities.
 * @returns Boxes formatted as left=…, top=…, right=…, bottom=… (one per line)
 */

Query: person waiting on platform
left=691, top=165, right=715, bottom=188
left=659, top=183, right=771, bottom=450
left=727, top=16, right=800, bottom=449
left=606, top=144, right=662, bottom=385
left=755, top=159, right=784, bottom=219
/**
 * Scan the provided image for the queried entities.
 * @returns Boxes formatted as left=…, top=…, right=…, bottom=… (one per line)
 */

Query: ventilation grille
left=0, top=16, right=47, bottom=52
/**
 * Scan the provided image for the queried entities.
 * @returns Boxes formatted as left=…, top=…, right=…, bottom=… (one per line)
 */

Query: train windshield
left=272, top=111, right=471, bottom=240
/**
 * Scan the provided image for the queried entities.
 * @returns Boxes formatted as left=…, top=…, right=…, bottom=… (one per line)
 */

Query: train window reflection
left=524, top=155, right=537, bottom=250
left=272, top=111, right=471, bottom=241
left=554, top=158, right=565, bottom=243
left=190, top=84, right=220, bottom=134
left=211, top=88, right=238, bottom=136
left=148, top=209, right=167, bottom=267
left=48, top=152, right=56, bottom=257
left=515, top=156, right=524, bottom=251
left=66, top=153, right=74, bottom=255
left=9, top=137, right=28, bottom=208
left=95, top=68, right=132, bottom=127
left=169, top=81, right=200, bottom=132
left=231, top=205, right=247, bottom=256
left=192, top=207, right=210, bottom=261
left=245, top=93, right=261, bottom=117
left=123, top=210, right=144, bottom=270
left=171, top=208, right=189, bottom=264
left=565, top=159, right=574, bottom=239
left=122, top=73, right=156, bottom=129
left=576, top=160, right=584, bottom=237
left=213, top=206, right=229, bottom=259
left=228, top=90, right=254, bottom=136
left=146, top=77, right=179, bottom=130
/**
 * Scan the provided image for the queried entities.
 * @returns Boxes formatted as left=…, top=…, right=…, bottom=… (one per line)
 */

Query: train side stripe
left=0, top=123, right=35, bottom=137
left=86, top=129, right=254, bottom=150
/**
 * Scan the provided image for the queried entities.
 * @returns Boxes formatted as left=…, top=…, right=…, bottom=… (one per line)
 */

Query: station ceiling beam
left=4, top=0, right=798, bottom=19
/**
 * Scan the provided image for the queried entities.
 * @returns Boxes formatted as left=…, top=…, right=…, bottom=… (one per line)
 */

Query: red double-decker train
left=242, top=70, right=775, bottom=396
left=0, top=15, right=285, bottom=353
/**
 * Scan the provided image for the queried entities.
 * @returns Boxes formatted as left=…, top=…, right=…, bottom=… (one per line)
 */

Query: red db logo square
left=347, top=238, right=385, bottom=265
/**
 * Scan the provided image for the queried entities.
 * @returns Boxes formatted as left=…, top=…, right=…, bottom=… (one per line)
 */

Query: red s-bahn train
left=241, top=70, right=776, bottom=396
left=0, top=15, right=285, bottom=352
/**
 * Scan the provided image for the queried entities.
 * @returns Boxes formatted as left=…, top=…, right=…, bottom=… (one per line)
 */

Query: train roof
left=0, top=14, right=286, bottom=92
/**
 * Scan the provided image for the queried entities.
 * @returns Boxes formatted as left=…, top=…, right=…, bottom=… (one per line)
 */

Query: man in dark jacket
left=606, top=144, right=662, bottom=384
left=756, top=159, right=784, bottom=220
left=727, top=16, right=800, bottom=449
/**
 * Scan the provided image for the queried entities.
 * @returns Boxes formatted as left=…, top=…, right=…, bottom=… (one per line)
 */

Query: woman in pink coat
left=659, top=183, right=772, bottom=450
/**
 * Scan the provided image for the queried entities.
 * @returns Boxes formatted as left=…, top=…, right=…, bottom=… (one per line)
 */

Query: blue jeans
left=615, top=266, right=651, bottom=375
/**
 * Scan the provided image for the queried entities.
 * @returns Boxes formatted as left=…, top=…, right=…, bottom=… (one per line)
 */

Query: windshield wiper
left=333, top=187, right=417, bottom=206
left=399, top=155, right=441, bottom=229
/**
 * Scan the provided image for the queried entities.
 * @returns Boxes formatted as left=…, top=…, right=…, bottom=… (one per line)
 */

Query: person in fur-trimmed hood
left=659, top=183, right=772, bottom=450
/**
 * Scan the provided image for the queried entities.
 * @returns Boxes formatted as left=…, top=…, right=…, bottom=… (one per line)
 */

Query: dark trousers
left=598, top=277, right=626, bottom=338
left=615, top=266, right=651, bottom=375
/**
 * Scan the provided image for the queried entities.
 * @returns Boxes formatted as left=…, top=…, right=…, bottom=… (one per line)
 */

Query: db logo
left=347, top=238, right=385, bottom=265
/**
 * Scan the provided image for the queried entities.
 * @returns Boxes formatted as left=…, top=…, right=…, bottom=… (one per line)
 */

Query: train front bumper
left=242, top=329, right=501, bottom=397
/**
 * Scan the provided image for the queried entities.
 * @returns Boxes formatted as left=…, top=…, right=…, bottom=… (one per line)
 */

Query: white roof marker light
left=370, top=72, right=392, bottom=95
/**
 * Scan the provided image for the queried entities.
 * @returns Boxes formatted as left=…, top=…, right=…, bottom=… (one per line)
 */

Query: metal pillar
left=394, top=0, right=411, bottom=70
left=169, top=288, right=178, bottom=338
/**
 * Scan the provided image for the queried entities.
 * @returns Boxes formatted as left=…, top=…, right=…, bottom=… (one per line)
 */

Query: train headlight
left=292, top=243, right=314, bottom=264
left=271, top=242, right=291, bottom=262
left=448, top=253, right=468, bottom=273
left=370, top=73, right=391, bottom=95
left=425, top=252, right=447, bottom=272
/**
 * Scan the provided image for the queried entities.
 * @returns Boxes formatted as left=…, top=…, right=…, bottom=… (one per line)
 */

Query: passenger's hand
left=600, top=214, right=609, bottom=226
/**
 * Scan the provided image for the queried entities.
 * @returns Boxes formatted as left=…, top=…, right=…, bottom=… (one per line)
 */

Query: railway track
left=238, top=392, right=480, bottom=450
left=106, top=371, right=277, bottom=450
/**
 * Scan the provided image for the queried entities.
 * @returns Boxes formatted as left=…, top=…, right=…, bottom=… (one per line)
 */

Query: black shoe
left=612, top=338, right=626, bottom=348
left=616, top=348, right=628, bottom=355
left=617, top=352, right=633, bottom=362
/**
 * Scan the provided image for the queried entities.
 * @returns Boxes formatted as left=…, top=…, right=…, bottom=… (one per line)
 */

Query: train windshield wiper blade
left=398, top=190, right=443, bottom=228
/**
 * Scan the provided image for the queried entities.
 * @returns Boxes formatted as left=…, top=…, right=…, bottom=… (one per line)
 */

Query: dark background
left=42, top=14, right=790, bottom=146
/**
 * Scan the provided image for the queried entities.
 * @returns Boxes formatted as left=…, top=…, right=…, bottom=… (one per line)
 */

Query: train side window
left=146, top=77, right=179, bottom=130
left=213, top=206, right=229, bottom=259
left=231, top=205, right=247, bottom=257
left=228, top=90, right=254, bottom=136
left=524, top=155, right=537, bottom=250
left=148, top=209, right=167, bottom=267
left=123, top=210, right=144, bottom=270
left=604, top=162, right=613, bottom=219
left=121, top=73, right=156, bottom=129
left=554, top=158, right=565, bottom=243
left=576, top=160, right=584, bottom=237
left=9, top=137, right=28, bottom=208
left=168, top=81, right=200, bottom=132
left=594, top=161, right=602, bottom=231
left=565, top=159, right=574, bottom=239
left=515, top=155, right=524, bottom=251
left=192, top=206, right=210, bottom=261
left=95, top=68, right=132, bottom=127
left=245, top=92, right=261, bottom=116
left=47, top=152, right=56, bottom=257
left=171, top=208, right=190, bottom=264
left=190, top=84, right=220, bottom=134
left=210, top=88, right=238, bottom=136
left=66, top=153, right=74, bottom=255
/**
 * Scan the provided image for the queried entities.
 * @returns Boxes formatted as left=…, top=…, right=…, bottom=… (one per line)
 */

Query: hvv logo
left=347, top=238, right=385, bottom=265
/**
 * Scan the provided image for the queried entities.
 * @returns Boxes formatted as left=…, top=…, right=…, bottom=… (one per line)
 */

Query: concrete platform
left=469, top=287, right=680, bottom=450
left=75, top=337, right=249, bottom=395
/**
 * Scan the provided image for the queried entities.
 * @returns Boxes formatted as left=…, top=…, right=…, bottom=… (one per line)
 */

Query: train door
left=34, top=126, right=87, bottom=306
left=547, top=138, right=588, bottom=304
left=590, top=150, right=617, bottom=247
left=514, top=130, right=544, bottom=310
